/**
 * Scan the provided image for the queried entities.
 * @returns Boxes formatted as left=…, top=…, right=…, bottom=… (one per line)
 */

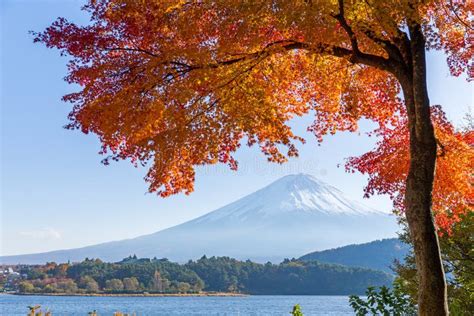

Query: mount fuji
left=1, top=174, right=399, bottom=264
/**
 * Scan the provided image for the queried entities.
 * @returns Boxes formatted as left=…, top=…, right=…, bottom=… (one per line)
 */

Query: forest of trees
left=15, top=256, right=203, bottom=294
left=186, top=256, right=392, bottom=295
left=11, top=256, right=392, bottom=295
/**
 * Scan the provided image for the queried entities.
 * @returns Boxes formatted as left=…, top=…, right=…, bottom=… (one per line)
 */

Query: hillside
left=299, top=238, right=410, bottom=273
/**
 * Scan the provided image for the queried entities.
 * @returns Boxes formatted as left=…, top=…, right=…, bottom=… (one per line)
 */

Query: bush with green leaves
left=349, top=285, right=416, bottom=316
left=290, top=304, right=303, bottom=316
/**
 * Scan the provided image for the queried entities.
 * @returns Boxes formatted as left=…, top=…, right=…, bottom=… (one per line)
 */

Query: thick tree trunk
left=399, top=24, right=449, bottom=315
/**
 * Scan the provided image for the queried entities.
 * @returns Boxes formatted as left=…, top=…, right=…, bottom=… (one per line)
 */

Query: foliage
left=14, top=255, right=392, bottom=295
left=349, top=285, right=416, bottom=316
left=19, top=281, right=35, bottom=293
left=290, top=304, right=304, bottom=316
left=395, top=211, right=474, bottom=315
left=33, top=0, right=472, bottom=206
left=56, top=279, right=79, bottom=293
left=122, top=277, right=139, bottom=291
left=185, top=256, right=392, bottom=295
left=79, top=275, right=100, bottom=293
left=105, top=278, right=124, bottom=291
left=346, top=105, right=474, bottom=231
left=16, top=256, right=203, bottom=294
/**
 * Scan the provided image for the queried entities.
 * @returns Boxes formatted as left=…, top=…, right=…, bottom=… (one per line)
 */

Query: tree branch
left=328, top=0, right=395, bottom=72
left=105, top=38, right=394, bottom=78
left=179, top=40, right=394, bottom=73
left=359, top=27, right=405, bottom=63
left=331, top=0, right=359, bottom=60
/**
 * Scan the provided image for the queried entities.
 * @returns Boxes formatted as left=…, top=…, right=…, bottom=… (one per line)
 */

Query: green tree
left=177, top=282, right=191, bottom=293
left=291, top=304, right=304, bottom=316
left=192, top=278, right=204, bottom=293
left=349, top=285, right=416, bottom=316
left=123, top=277, right=139, bottom=292
left=105, top=278, right=124, bottom=292
left=56, top=280, right=78, bottom=293
left=18, top=281, right=35, bottom=293
left=43, top=283, right=58, bottom=293
left=79, top=276, right=100, bottom=293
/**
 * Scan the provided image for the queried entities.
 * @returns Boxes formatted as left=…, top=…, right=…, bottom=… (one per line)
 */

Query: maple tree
left=347, top=105, right=474, bottom=233
left=35, top=0, right=472, bottom=314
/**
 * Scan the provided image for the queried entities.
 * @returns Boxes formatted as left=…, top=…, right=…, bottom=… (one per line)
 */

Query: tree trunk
left=399, top=24, right=449, bottom=315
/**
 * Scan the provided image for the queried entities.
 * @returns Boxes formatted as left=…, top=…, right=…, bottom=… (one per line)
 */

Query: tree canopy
left=346, top=106, right=473, bottom=231
left=34, top=0, right=472, bottom=198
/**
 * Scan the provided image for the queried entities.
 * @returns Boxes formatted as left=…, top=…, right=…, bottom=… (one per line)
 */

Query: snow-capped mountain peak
left=1, top=173, right=397, bottom=264
left=193, top=174, right=383, bottom=223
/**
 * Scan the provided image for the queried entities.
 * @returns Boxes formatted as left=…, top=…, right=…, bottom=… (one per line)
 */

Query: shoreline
left=6, top=292, right=247, bottom=297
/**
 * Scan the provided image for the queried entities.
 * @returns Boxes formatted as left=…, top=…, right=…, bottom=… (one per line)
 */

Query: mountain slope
left=299, top=238, right=410, bottom=273
left=1, top=174, right=399, bottom=264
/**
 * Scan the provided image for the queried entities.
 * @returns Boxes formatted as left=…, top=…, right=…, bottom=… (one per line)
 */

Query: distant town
left=0, top=266, right=23, bottom=293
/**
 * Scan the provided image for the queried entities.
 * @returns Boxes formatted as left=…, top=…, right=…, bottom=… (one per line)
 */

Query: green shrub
left=349, top=285, right=416, bottom=316
left=290, top=304, right=303, bottom=316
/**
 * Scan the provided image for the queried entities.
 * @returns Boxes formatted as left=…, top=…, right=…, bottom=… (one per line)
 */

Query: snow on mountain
left=193, top=174, right=384, bottom=224
left=1, top=174, right=399, bottom=264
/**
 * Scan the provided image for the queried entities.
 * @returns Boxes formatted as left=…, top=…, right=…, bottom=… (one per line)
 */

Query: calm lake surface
left=0, top=294, right=354, bottom=315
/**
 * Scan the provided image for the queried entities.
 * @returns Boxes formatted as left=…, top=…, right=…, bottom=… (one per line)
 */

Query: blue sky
left=1, top=0, right=472, bottom=256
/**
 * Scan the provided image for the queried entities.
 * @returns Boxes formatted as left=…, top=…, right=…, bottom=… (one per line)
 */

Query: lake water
left=0, top=295, right=354, bottom=315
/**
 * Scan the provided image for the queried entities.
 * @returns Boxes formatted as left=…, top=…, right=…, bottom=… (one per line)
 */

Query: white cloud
left=19, top=228, right=62, bottom=240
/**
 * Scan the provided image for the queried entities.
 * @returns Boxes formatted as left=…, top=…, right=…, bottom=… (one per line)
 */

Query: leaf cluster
left=349, top=285, right=416, bottom=316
